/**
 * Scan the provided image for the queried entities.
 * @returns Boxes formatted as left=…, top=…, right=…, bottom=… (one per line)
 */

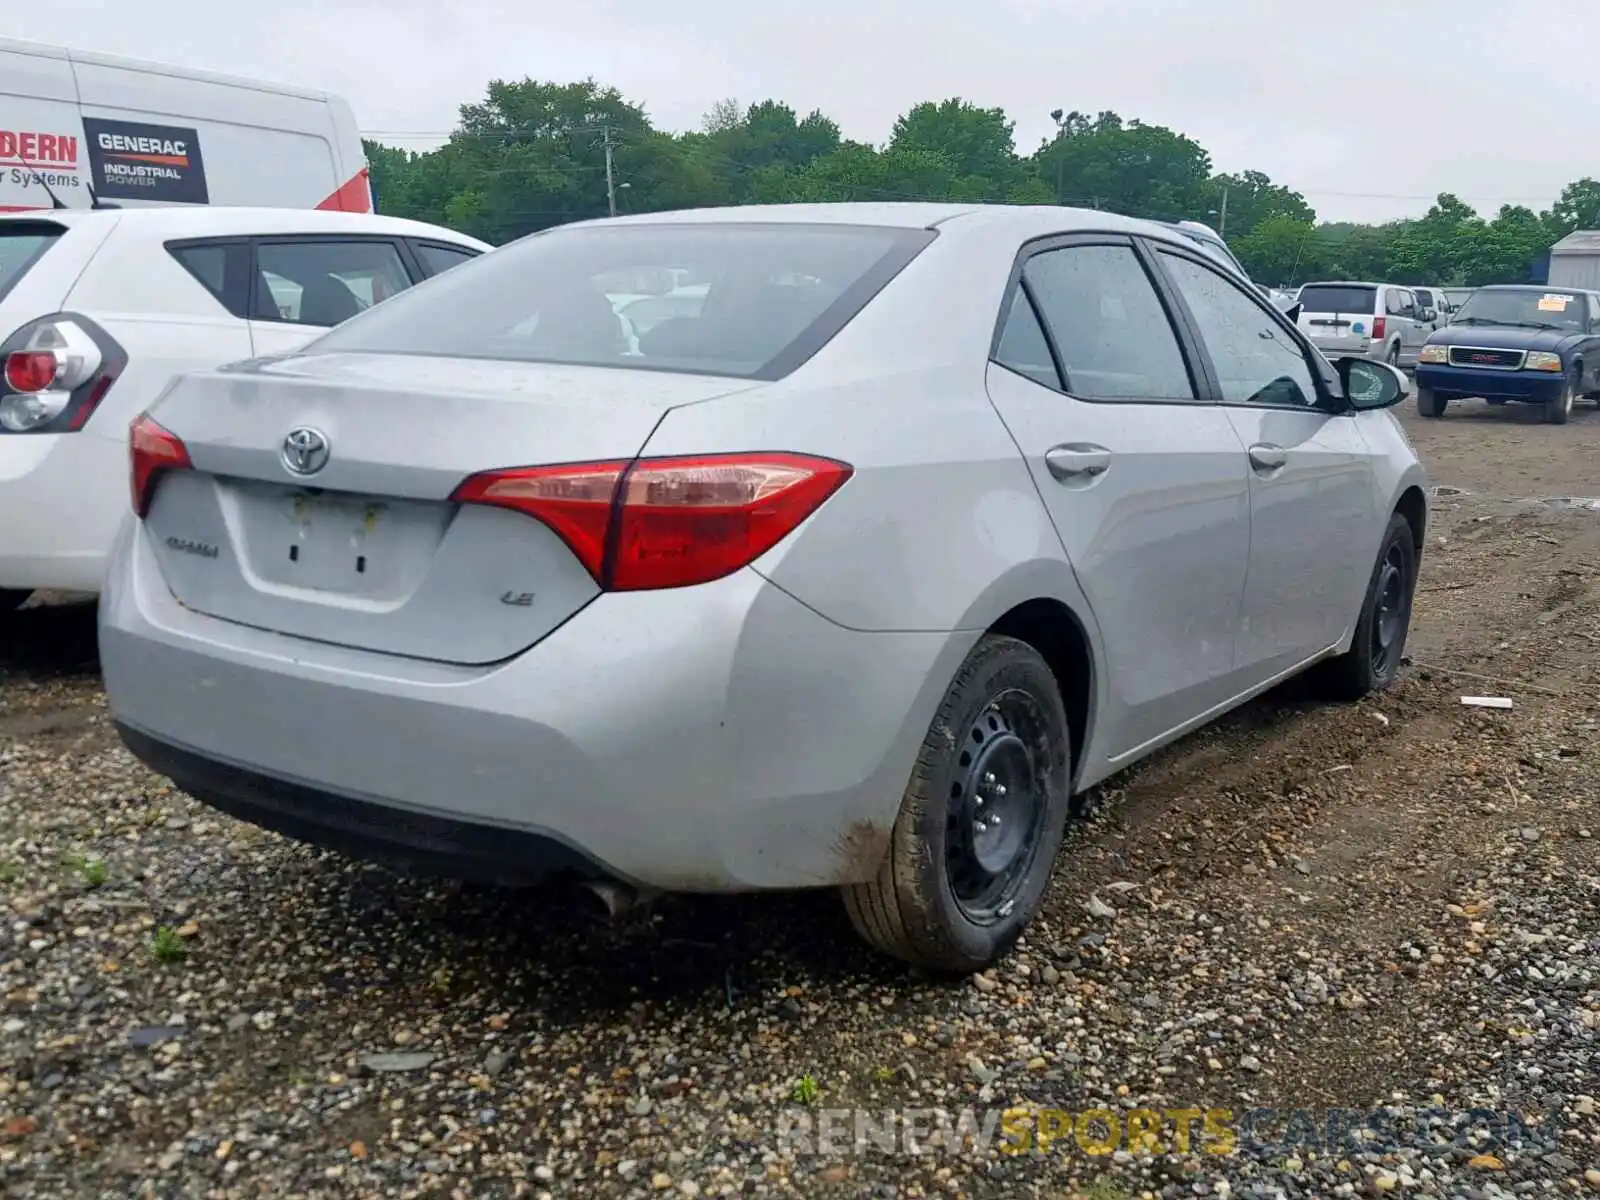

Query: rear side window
left=254, top=240, right=415, bottom=327
left=171, top=244, right=228, bottom=300
left=992, top=289, right=1061, bottom=389
left=304, top=222, right=936, bottom=381
left=1021, top=244, right=1196, bottom=401
left=1298, top=284, right=1377, bottom=314
left=0, top=223, right=64, bottom=303
left=412, top=241, right=480, bottom=276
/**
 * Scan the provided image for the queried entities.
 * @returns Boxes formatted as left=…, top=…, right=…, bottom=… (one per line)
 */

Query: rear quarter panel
left=63, top=227, right=253, bottom=437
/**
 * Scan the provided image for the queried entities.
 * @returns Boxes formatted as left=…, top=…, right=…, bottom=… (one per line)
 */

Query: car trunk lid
left=139, top=351, right=761, bottom=664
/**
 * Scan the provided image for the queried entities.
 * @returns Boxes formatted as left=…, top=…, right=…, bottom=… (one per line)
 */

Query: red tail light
left=452, top=452, right=853, bottom=591
left=1370, top=316, right=1386, bottom=341
left=0, top=315, right=125, bottom=434
left=129, top=414, right=193, bottom=518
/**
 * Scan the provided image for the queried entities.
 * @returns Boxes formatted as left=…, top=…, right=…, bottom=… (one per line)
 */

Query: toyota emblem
left=281, top=426, right=331, bottom=476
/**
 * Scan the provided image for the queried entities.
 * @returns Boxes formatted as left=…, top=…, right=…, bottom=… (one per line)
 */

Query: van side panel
left=0, top=45, right=89, bottom=211
left=70, top=57, right=343, bottom=209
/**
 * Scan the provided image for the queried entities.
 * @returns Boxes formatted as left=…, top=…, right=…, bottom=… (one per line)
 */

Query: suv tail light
left=452, top=452, right=852, bottom=591
left=0, top=315, right=125, bottom=434
left=129, top=414, right=193, bottom=518
left=1370, top=316, right=1386, bottom=341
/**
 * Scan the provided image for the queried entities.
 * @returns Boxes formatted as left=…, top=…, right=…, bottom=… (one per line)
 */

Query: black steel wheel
left=843, top=634, right=1072, bottom=972
left=1312, top=511, right=1417, bottom=701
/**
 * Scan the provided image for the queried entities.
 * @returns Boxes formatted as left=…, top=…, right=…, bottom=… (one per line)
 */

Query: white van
left=1, top=38, right=372, bottom=215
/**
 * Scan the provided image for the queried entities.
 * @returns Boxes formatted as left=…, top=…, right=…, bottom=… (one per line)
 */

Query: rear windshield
left=1453, top=288, right=1588, bottom=332
left=0, top=223, right=64, bottom=303
left=305, top=222, right=935, bottom=380
left=1297, top=284, right=1377, bottom=314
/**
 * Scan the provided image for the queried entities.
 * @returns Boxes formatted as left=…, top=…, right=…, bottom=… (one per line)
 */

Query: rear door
left=245, top=235, right=421, bottom=356
left=1296, top=283, right=1378, bottom=357
left=983, top=234, right=1253, bottom=763
left=1150, top=244, right=1377, bottom=682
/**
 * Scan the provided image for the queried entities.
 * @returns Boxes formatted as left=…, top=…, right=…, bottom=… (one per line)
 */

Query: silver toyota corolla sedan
left=99, top=203, right=1427, bottom=972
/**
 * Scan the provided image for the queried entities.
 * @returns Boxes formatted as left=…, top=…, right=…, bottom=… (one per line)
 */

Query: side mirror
left=1337, top=357, right=1409, bottom=410
left=1420, top=307, right=1438, bottom=322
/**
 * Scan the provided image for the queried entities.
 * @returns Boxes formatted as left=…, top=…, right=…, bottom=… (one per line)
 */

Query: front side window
left=305, top=222, right=933, bottom=381
left=1160, top=251, right=1319, bottom=408
left=1021, top=244, right=1196, bottom=401
left=254, top=240, right=414, bottom=327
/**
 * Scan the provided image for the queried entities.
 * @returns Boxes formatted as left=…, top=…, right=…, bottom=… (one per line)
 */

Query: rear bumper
left=1415, top=363, right=1564, bottom=402
left=0, top=429, right=126, bottom=592
left=100, top=518, right=973, bottom=892
left=1308, top=336, right=1375, bottom=360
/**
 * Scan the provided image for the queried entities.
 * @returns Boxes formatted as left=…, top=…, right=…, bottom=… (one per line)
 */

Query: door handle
left=1247, top=443, right=1287, bottom=472
left=1044, top=443, right=1112, bottom=481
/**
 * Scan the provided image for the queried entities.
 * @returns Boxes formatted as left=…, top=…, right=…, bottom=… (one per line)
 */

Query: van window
left=0, top=223, right=65, bottom=303
left=1297, top=284, right=1377, bottom=314
left=254, top=240, right=414, bottom=327
left=413, top=242, right=479, bottom=277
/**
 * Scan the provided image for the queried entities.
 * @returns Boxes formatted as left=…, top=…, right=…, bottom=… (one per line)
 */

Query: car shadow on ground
left=246, top=681, right=1328, bottom=1029
left=1442, top=398, right=1600, bottom=423
left=0, top=597, right=100, bottom=679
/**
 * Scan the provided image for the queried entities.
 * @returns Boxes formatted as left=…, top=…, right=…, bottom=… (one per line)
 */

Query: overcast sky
left=9, top=0, right=1596, bottom=224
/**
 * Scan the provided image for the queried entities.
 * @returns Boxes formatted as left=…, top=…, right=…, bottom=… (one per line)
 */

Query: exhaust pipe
left=577, top=880, right=650, bottom=919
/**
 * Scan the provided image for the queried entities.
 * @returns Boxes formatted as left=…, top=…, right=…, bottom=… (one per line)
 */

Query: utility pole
left=1218, top=183, right=1229, bottom=238
left=602, top=125, right=617, bottom=218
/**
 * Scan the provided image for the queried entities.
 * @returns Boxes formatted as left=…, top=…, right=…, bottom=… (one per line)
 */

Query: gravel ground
left=3, top=396, right=1599, bottom=1199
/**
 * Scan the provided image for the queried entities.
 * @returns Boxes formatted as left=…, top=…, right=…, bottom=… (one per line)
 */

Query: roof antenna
left=84, top=177, right=119, bottom=210
left=13, top=151, right=68, bottom=210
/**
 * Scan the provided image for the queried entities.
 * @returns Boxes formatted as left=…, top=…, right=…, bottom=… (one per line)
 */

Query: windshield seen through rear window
left=1297, top=284, right=1377, bottom=314
left=1452, top=289, right=1588, bottom=332
left=304, top=222, right=935, bottom=380
left=0, top=224, right=64, bottom=302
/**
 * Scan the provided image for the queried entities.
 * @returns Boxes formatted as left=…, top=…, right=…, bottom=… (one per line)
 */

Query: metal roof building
left=1546, top=230, right=1600, bottom=289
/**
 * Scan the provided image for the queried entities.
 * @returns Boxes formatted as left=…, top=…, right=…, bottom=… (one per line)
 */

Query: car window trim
left=164, top=236, right=254, bottom=320
left=246, top=234, right=415, bottom=328
left=1143, top=239, right=1341, bottom=414
left=988, top=231, right=1211, bottom=406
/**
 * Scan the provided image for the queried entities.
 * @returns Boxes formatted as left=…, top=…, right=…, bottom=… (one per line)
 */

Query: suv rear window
left=1297, top=284, right=1377, bottom=314
left=305, top=222, right=936, bottom=381
left=0, top=223, right=65, bottom=302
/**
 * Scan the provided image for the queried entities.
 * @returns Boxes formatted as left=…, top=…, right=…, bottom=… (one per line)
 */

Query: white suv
left=0, top=207, right=488, bottom=610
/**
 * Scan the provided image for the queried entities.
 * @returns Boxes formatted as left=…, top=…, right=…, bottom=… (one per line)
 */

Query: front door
left=1151, top=245, right=1379, bottom=683
left=984, top=237, right=1253, bottom=762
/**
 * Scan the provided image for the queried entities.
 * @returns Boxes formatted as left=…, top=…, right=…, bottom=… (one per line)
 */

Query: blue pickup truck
left=1414, top=284, right=1600, bottom=425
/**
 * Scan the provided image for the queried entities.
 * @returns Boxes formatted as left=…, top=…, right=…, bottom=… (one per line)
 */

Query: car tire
left=1416, top=387, right=1447, bottom=418
left=842, top=634, right=1072, bottom=973
left=1386, top=342, right=1401, bottom=368
left=1311, top=512, right=1417, bottom=702
left=0, top=589, right=29, bottom=614
left=1545, top=366, right=1577, bottom=425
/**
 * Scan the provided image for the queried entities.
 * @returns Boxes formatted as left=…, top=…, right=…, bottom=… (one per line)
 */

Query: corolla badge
left=281, top=426, right=331, bottom=476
